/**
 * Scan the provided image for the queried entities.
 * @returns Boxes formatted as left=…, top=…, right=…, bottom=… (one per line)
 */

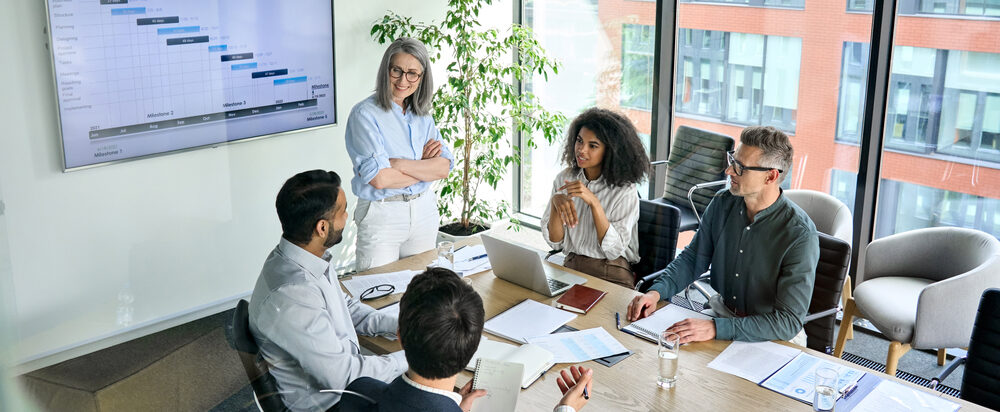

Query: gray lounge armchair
left=834, top=227, right=1000, bottom=376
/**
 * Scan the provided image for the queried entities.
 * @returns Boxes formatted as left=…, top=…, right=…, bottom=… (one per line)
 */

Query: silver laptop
left=481, top=234, right=586, bottom=296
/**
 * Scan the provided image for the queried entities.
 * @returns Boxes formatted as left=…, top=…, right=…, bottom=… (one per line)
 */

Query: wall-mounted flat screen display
left=46, top=0, right=336, bottom=170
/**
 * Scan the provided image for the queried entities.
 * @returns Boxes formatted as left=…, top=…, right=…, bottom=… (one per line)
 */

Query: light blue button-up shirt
left=345, top=95, right=454, bottom=201
left=249, top=238, right=406, bottom=411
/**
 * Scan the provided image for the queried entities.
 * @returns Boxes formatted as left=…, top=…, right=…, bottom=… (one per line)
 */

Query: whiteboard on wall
left=46, top=0, right=337, bottom=170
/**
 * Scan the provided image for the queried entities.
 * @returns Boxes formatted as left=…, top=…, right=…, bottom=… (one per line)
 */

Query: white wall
left=0, top=0, right=506, bottom=373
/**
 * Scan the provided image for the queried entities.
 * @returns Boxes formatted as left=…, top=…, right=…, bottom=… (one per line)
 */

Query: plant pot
left=437, top=221, right=492, bottom=244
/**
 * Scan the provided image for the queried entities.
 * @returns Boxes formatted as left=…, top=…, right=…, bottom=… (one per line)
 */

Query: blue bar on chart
left=136, top=17, right=179, bottom=25
left=166, top=36, right=209, bottom=46
left=111, top=7, right=145, bottom=15
left=221, top=53, right=253, bottom=62
left=251, top=69, right=288, bottom=79
left=157, top=26, right=200, bottom=35
left=274, top=76, right=307, bottom=85
left=208, top=45, right=228, bottom=52
left=231, top=62, right=258, bottom=70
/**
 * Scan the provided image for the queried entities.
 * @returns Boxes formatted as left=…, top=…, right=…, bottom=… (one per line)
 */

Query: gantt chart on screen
left=48, top=0, right=336, bottom=169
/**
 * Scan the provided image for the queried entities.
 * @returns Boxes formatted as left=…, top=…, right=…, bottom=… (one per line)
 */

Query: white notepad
left=466, top=337, right=555, bottom=388
left=483, top=299, right=577, bottom=343
left=471, top=358, right=523, bottom=412
left=621, top=304, right=712, bottom=343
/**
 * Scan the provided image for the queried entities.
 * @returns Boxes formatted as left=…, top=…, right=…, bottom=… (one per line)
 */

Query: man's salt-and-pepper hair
left=739, top=126, right=794, bottom=184
left=374, top=37, right=434, bottom=117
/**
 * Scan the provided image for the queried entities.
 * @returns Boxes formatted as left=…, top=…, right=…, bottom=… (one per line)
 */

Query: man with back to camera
left=340, top=267, right=594, bottom=412
left=249, top=170, right=407, bottom=411
left=627, top=126, right=819, bottom=346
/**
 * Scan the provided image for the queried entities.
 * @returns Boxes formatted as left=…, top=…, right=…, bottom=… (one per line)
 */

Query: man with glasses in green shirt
left=627, top=126, right=819, bottom=346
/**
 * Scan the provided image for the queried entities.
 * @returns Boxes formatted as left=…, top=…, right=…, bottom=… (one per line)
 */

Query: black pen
left=583, top=385, right=589, bottom=400
left=615, top=312, right=621, bottom=330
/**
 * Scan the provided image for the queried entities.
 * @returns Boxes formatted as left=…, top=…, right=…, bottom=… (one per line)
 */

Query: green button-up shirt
left=647, top=189, right=820, bottom=341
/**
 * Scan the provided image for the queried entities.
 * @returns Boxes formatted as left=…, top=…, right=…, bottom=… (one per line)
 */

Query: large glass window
left=673, top=0, right=867, bottom=252
left=520, top=0, right=656, bottom=218
left=872, top=1, right=1000, bottom=241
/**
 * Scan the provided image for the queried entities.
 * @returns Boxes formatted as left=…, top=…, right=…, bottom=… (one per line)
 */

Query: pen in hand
left=583, top=385, right=589, bottom=400
left=615, top=312, right=621, bottom=330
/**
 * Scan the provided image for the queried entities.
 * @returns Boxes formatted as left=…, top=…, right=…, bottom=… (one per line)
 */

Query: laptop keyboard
left=547, top=278, right=570, bottom=292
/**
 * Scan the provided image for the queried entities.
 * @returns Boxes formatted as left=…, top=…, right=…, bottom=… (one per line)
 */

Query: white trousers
left=354, top=192, right=439, bottom=271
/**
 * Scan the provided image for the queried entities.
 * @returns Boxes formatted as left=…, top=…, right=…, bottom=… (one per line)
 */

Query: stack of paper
left=484, top=299, right=576, bottom=343
left=707, top=341, right=801, bottom=383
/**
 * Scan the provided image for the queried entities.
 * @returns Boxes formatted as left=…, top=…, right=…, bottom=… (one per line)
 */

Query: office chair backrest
left=961, top=288, right=1000, bottom=409
left=633, top=199, right=681, bottom=284
left=226, top=299, right=289, bottom=412
left=662, top=126, right=734, bottom=215
left=784, top=189, right=852, bottom=245
left=804, top=233, right=851, bottom=354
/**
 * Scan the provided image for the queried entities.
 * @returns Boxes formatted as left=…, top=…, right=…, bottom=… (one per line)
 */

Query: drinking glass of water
left=813, top=367, right=838, bottom=412
left=437, top=241, right=455, bottom=270
left=657, top=331, right=680, bottom=388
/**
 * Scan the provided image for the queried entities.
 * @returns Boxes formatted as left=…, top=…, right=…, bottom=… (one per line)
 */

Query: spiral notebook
left=471, top=358, right=523, bottom=412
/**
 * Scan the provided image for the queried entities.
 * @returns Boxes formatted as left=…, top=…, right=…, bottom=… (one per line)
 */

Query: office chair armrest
left=650, top=160, right=669, bottom=166
left=803, top=307, right=840, bottom=323
left=930, top=356, right=966, bottom=390
left=686, top=180, right=728, bottom=222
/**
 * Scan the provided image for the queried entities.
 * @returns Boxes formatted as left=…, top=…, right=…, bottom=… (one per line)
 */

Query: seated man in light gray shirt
left=249, top=170, right=406, bottom=412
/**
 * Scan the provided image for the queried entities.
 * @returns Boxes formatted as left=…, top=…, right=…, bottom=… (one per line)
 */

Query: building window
left=876, top=179, right=1000, bottom=239
left=830, top=169, right=857, bottom=211
left=621, top=24, right=656, bottom=111
left=836, top=42, right=868, bottom=143
left=937, top=51, right=1000, bottom=162
left=885, top=46, right=940, bottom=153
left=847, top=0, right=875, bottom=11
left=675, top=29, right=801, bottom=132
left=675, top=28, right=725, bottom=118
left=837, top=44, right=1000, bottom=163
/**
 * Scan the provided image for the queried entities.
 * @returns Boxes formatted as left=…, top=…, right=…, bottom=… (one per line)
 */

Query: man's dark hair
left=275, top=170, right=342, bottom=244
left=561, top=107, right=651, bottom=187
left=398, top=267, right=485, bottom=379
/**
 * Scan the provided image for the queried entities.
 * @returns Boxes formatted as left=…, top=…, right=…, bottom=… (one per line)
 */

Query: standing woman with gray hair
left=345, top=38, right=453, bottom=271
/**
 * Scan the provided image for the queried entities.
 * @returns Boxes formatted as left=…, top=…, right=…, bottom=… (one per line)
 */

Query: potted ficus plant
left=371, top=0, right=566, bottom=239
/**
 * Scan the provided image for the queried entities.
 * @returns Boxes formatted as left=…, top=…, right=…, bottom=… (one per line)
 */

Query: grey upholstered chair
left=785, top=189, right=856, bottom=336
left=784, top=189, right=852, bottom=244
left=834, top=227, right=1000, bottom=376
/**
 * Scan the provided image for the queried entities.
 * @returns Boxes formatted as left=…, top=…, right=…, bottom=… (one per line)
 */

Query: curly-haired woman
left=541, top=108, right=651, bottom=288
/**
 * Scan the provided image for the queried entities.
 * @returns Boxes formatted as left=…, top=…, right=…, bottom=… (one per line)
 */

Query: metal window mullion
left=512, top=0, right=524, bottom=214
left=851, top=0, right=898, bottom=283
left=650, top=0, right=676, bottom=198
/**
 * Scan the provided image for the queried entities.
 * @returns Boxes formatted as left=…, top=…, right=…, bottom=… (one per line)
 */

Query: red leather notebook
left=554, top=284, right=606, bottom=314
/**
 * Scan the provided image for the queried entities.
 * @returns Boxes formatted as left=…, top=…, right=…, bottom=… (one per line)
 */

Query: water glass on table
left=813, top=367, right=838, bottom=412
left=657, top=331, right=680, bottom=388
left=437, top=241, right=455, bottom=271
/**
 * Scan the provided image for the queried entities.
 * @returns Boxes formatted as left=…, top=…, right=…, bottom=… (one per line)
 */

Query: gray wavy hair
left=375, top=38, right=434, bottom=116
left=739, top=126, right=794, bottom=184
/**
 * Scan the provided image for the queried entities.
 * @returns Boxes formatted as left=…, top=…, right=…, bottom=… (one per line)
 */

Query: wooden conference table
left=349, top=237, right=984, bottom=411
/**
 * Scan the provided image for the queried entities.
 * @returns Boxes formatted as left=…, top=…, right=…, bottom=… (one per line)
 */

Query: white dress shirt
left=249, top=238, right=407, bottom=412
left=541, top=167, right=641, bottom=262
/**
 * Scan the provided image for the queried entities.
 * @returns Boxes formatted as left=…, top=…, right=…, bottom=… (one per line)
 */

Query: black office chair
left=930, top=288, right=1000, bottom=410
left=633, top=199, right=681, bottom=292
left=225, top=299, right=290, bottom=412
left=802, top=233, right=851, bottom=354
left=654, top=125, right=734, bottom=233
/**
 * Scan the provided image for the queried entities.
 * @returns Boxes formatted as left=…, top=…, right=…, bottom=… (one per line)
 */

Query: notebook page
left=484, top=299, right=577, bottom=343
left=471, top=358, right=523, bottom=412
